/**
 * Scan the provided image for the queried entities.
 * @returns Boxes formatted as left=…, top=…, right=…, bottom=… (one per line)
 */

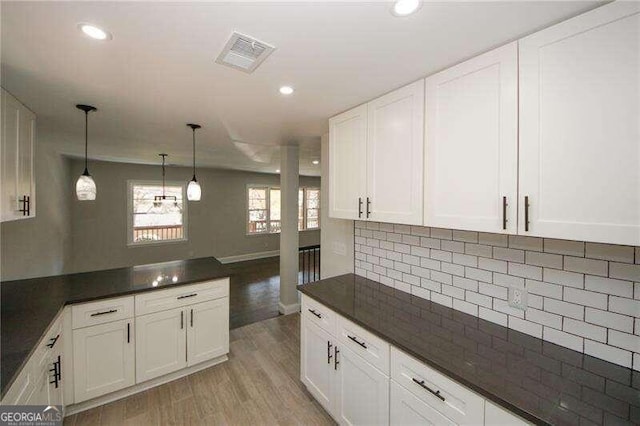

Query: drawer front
left=301, top=294, right=336, bottom=335
left=135, top=279, right=229, bottom=316
left=391, top=347, right=485, bottom=425
left=336, top=315, right=390, bottom=375
left=72, top=296, right=134, bottom=329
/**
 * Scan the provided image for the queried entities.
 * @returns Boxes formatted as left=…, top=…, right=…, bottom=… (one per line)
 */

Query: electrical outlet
left=508, top=286, right=528, bottom=311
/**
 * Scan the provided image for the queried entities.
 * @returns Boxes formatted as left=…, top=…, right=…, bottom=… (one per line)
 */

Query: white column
left=279, top=144, right=300, bottom=314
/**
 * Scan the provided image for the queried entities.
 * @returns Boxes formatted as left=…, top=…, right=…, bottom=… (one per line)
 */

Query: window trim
left=127, top=179, right=188, bottom=247
left=245, top=184, right=320, bottom=236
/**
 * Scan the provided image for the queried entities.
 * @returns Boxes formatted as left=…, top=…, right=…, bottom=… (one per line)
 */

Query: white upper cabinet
left=328, top=80, right=424, bottom=225
left=329, top=104, right=368, bottom=220
left=424, top=42, right=518, bottom=234
left=367, top=80, right=424, bottom=225
left=1, top=88, right=36, bottom=222
left=519, top=2, right=640, bottom=245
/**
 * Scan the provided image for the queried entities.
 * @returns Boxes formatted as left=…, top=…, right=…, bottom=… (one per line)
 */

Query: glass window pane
left=270, top=189, right=281, bottom=221
left=132, top=184, right=184, bottom=243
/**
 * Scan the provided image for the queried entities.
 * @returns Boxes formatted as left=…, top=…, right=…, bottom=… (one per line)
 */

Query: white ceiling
left=1, top=1, right=602, bottom=176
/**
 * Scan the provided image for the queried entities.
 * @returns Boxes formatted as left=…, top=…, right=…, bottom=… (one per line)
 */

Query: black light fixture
left=75, top=104, right=98, bottom=200
left=154, top=154, right=178, bottom=207
left=186, top=124, right=202, bottom=201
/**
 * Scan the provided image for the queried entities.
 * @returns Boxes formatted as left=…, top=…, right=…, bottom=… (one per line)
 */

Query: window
left=247, top=185, right=320, bottom=234
left=128, top=181, right=187, bottom=245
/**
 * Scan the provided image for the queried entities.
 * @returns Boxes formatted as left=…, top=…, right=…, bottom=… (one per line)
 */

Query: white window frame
left=246, top=184, right=320, bottom=235
left=127, top=180, right=188, bottom=246
left=300, top=187, right=321, bottom=231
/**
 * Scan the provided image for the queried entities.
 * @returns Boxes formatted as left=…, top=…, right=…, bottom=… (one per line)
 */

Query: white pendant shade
left=76, top=174, right=97, bottom=200
left=187, top=179, right=201, bottom=201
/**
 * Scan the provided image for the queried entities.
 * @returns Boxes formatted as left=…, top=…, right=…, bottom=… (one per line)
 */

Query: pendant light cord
left=161, top=154, right=166, bottom=198
left=192, top=128, right=196, bottom=180
left=84, top=110, right=89, bottom=173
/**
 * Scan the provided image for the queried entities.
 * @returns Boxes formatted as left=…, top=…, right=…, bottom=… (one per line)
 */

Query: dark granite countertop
left=1, top=257, right=232, bottom=397
left=298, top=274, right=640, bottom=426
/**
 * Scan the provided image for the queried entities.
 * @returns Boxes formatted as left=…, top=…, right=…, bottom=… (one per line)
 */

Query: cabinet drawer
left=336, top=315, right=389, bottom=375
left=301, top=295, right=336, bottom=335
left=72, top=296, right=134, bottom=329
left=391, top=347, right=485, bottom=425
left=135, top=279, right=229, bottom=316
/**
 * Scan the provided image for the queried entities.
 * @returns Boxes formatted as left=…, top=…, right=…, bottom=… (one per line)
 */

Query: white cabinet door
left=329, top=104, right=368, bottom=220
left=301, top=318, right=334, bottom=414
left=519, top=2, right=640, bottom=245
left=72, top=319, right=135, bottom=403
left=186, top=298, right=229, bottom=367
left=136, top=307, right=187, bottom=383
left=390, top=381, right=456, bottom=426
left=17, top=105, right=35, bottom=218
left=425, top=42, right=518, bottom=233
left=367, top=80, right=424, bottom=225
left=1, top=90, right=20, bottom=222
left=334, top=345, right=389, bottom=426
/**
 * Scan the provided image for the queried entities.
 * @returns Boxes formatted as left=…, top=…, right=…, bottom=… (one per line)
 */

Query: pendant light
left=75, top=104, right=98, bottom=200
left=186, top=123, right=202, bottom=201
left=154, top=154, right=178, bottom=207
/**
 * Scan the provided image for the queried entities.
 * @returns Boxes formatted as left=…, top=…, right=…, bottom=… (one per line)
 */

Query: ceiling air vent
left=215, top=32, right=276, bottom=73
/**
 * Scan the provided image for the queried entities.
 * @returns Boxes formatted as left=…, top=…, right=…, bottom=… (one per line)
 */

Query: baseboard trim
left=64, top=354, right=228, bottom=417
left=218, top=250, right=280, bottom=264
left=279, top=301, right=300, bottom=315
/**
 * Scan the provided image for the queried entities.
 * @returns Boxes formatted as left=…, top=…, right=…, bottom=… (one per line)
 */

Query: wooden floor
left=64, top=313, right=334, bottom=426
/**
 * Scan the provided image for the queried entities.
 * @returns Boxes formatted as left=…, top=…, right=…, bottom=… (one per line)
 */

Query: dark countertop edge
left=297, top=283, right=549, bottom=426
left=1, top=258, right=232, bottom=398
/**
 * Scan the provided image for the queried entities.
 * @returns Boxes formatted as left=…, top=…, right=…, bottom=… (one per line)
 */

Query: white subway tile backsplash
left=452, top=230, right=478, bottom=243
left=585, top=243, right=635, bottom=263
left=585, top=308, right=634, bottom=333
left=430, top=228, right=452, bottom=240
left=508, top=263, right=543, bottom=280
left=509, top=235, right=543, bottom=252
left=525, top=251, right=563, bottom=269
left=564, top=318, right=607, bottom=342
left=493, top=247, right=525, bottom=263
left=453, top=299, right=478, bottom=316
left=608, top=330, right=640, bottom=352
left=526, top=308, right=562, bottom=329
left=478, top=258, right=508, bottom=274
left=452, top=253, right=478, bottom=267
left=509, top=316, right=543, bottom=338
left=544, top=328, right=583, bottom=352
left=441, top=240, right=465, bottom=254
left=584, top=275, right=633, bottom=298
left=544, top=298, right=584, bottom=321
left=564, top=256, right=608, bottom=277
left=543, top=238, right=585, bottom=257
left=465, top=267, right=492, bottom=283
left=563, top=287, right=608, bottom=310
left=609, top=262, right=640, bottom=282
left=354, top=222, right=640, bottom=371
left=584, top=340, right=632, bottom=368
left=526, top=280, right=563, bottom=299
left=478, top=232, right=508, bottom=248
left=441, top=262, right=465, bottom=277
left=609, top=296, right=640, bottom=317
left=543, top=268, right=584, bottom=289
left=479, top=307, right=508, bottom=326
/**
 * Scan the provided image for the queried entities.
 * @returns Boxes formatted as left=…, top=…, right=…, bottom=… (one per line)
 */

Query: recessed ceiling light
left=312, top=160, right=320, bottom=165
left=276, top=169, right=281, bottom=173
left=391, top=0, right=421, bottom=17
left=78, top=23, right=112, bottom=40
left=279, top=86, right=294, bottom=95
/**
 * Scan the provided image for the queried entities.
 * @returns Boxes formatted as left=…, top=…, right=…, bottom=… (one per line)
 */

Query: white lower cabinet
left=334, top=345, right=389, bottom=426
left=136, top=307, right=187, bottom=383
left=390, top=380, right=455, bottom=426
left=72, top=319, right=135, bottom=403
left=301, top=295, right=529, bottom=426
left=186, top=298, right=229, bottom=367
